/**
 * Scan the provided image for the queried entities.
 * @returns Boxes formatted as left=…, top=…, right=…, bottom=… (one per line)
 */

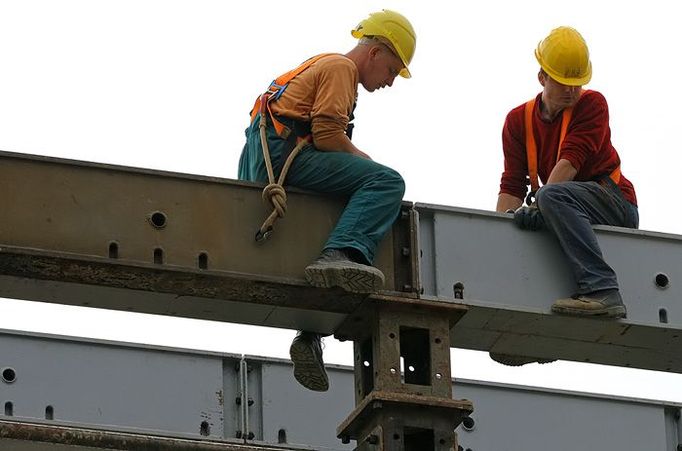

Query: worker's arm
left=497, top=159, right=576, bottom=214
left=498, top=108, right=529, bottom=212
left=546, top=158, right=578, bottom=184
left=314, top=133, right=371, bottom=159
left=308, top=56, right=372, bottom=158
left=496, top=193, right=523, bottom=212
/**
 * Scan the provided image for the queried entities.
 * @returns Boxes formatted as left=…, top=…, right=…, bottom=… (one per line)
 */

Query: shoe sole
left=551, top=304, right=627, bottom=319
left=489, top=353, right=557, bottom=367
left=304, top=263, right=384, bottom=293
left=290, top=339, right=329, bottom=392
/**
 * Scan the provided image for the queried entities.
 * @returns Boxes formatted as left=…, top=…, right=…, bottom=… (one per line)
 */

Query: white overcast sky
left=1, top=0, right=682, bottom=403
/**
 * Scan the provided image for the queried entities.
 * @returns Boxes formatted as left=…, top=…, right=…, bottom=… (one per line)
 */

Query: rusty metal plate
left=336, top=390, right=474, bottom=443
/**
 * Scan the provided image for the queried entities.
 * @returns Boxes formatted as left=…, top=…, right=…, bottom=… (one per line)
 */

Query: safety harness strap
left=250, top=53, right=336, bottom=137
left=524, top=90, right=620, bottom=201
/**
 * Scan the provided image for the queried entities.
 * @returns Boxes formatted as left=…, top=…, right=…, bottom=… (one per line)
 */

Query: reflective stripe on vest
left=249, top=53, right=336, bottom=137
left=523, top=91, right=621, bottom=194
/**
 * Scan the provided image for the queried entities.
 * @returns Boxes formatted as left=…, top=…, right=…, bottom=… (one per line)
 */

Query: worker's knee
left=389, top=168, right=406, bottom=194
left=380, top=166, right=405, bottom=199
left=536, top=184, right=569, bottom=211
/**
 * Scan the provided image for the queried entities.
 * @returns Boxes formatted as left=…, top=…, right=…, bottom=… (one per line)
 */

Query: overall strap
left=250, top=53, right=336, bottom=136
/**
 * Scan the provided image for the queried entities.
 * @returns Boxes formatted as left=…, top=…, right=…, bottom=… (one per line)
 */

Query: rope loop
left=262, top=183, right=287, bottom=218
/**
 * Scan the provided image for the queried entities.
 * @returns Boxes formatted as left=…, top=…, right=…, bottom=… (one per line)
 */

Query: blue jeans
left=238, top=116, right=405, bottom=264
left=536, top=179, right=639, bottom=294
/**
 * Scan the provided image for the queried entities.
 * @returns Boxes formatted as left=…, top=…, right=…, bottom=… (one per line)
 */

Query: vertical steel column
left=336, top=296, right=473, bottom=450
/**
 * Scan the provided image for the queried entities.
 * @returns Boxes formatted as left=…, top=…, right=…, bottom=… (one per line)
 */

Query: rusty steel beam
left=0, top=150, right=417, bottom=295
left=0, top=245, right=366, bottom=334
left=0, top=150, right=419, bottom=334
left=0, top=419, right=303, bottom=451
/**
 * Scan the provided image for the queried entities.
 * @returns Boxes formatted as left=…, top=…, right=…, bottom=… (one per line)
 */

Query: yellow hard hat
left=351, top=9, right=416, bottom=78
left=535, top=26, right=592, bottom=86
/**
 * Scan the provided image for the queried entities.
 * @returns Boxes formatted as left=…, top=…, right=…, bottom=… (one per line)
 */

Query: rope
left=255, top=104, right=310, bottom=242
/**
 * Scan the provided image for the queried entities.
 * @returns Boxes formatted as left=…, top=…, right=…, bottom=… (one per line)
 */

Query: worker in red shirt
left=496, top=27, right=639, bottom=350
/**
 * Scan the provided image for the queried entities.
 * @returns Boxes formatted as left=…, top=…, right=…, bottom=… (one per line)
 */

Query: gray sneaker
left=304, top=248, right=384, bottom=293
left=289, top=331, right=329, bottom=392
left=551, top=289, right=627, bottom=318
left=489, top=352, right=557, bottom=367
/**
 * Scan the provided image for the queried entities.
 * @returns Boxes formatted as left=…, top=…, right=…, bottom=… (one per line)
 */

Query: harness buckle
left=267, top=81, right=287, bottom=101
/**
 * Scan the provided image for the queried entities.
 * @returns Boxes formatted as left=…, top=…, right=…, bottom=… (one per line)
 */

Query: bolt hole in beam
left=148, top=211, right=168, bottom=229
left=655, top=272, right=670, bottom=289
left=45, top=405, right=54, bottom=420
left=453, top=281, right=464, bottom=299
left=659, top=308, right=669, bottom=324
left=153, top=248, right=164, bottom=264
left=2, top=367, right=16, bottom=383
left=108, top=241, right=119, bottom=259
left=200, top=421, right=210, bottom=436
left=198, top=252, right=209, bottom=270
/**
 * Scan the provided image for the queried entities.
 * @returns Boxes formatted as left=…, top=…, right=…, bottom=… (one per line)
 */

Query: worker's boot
left=551, top=288, right=627, bottom=318
left=304, top=248, right=384, bottom=293
left=489, top=352, right=556, bottom=367
left=289, top=331, right=329, bottom=392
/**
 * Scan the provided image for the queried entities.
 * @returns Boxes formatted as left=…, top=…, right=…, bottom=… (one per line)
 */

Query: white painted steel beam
left=417, top=203, right=682, bottom=372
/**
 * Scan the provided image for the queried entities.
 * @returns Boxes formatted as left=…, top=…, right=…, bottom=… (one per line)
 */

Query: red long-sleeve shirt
left=499, top=90, right=637, bottom=205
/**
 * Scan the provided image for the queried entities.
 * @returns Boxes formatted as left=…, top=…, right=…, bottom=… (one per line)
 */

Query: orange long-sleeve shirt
left=270, top=54, right=358, bottom=150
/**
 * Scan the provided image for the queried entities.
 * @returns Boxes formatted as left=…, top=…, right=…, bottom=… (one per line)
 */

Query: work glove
left=513, top=203, right=545, bottom=231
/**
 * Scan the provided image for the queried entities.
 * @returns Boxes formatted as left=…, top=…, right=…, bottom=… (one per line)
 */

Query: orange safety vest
left=524, top=90, right=621, bottom=196
left=249, top=53, right=335, bottom=137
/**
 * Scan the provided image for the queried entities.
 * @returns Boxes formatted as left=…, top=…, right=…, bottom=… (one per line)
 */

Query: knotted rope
left=255, top=102, right=309, bottom=242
